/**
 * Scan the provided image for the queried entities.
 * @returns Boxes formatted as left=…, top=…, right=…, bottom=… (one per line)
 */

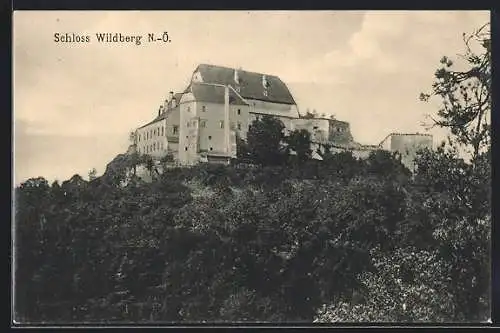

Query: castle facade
left=135, top=64, right=432, bottom=169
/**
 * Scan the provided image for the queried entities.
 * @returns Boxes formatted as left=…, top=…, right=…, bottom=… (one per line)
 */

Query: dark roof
left=138, top=92, right=183, bottom=130
left=189, top=83, right=248, bottom=106
left=165, top=93, right=183, bottom=109
left=138, top=105, right=179, bottom=129
left=185, top=64, right=296, bottom=105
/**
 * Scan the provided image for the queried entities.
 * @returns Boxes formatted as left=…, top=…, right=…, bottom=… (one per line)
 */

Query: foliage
left=420, top=23, right=491, bottom=160
left=286, top=129, right=312, bottom=164
left=314, top=247, right=456, bottom=323
left=245, top=115, right=287, bottom=166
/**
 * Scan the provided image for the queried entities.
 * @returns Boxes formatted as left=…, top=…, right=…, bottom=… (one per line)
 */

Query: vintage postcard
left=13, top=10, right=491, bottom=325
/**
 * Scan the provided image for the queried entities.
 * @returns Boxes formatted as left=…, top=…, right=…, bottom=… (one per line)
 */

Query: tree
left=235, top=134, right=251, bottom=162
left=286, top=129, right=312, bottom=164
left=88, top=168, right=98, bottom=181
left=420, top=23, right=490, bottom=161
left=415, top=24, right=491, bottom=320
left=246, top=115, right=287, bottom=166
left=314, top=247, right=456, bottom=322
left=411, top=144, right=490, bottom=321
left=365, top=150, right=411, bottom=181
left=302, top=109, right=318, bottom=119
left=129, top=152, right=141, bottom=176
left=129, top=131, right=137, bottom=145
left=143, top=155, right=159, bottom=178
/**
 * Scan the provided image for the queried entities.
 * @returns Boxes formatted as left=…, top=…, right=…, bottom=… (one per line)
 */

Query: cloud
left=285, top=11, right=490, bottom=143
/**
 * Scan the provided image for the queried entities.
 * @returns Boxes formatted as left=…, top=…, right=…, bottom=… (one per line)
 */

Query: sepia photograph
left=12, top=10, right=491, bottom=325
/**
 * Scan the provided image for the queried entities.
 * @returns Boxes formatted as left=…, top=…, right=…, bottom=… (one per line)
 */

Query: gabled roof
left=165, top=93, right=183, bottom=109
left=188, top=82, right=248, bottom=106
left=138, top=92, right=183, bottom=130
left=138, top=105, right=179, bottom=129
left=186, top=64, right=297, bottom=105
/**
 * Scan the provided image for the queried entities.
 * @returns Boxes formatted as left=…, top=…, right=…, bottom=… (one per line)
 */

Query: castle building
left=136, top=92, right=181, bottom=160
left=378, top=133, right=434, bottom=172
left=135, top=64, right=432, bottom=169
left=137, top=64, right=314, bottom=165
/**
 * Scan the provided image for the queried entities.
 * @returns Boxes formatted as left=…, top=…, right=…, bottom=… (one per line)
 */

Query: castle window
left=219, top=121, right=224, bottom=129
left=237, top=122, right=242, bottom=130
left=200, top=120, right=207, bottom=128
left=208, top=136, right=212, bottom=140
left=173, top=126, right=178, bottom=134
left=263, top=90, right=268, bottom=97
left=210, top=147, right=213, bottom=151
left=161, top=126, right=164, bottom=136
left=185, top=147, right=188, bottom=151
left=187, top=121, right=190, bottom=128
left=237, top=109, right=241, bottom=115
left=187, top=106, right=191, bottom=112
left=202, top=105, right=206, bottom=112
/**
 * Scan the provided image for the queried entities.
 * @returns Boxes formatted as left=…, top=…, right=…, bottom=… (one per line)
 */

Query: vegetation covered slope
left=14, top=143, right=490, bottom=323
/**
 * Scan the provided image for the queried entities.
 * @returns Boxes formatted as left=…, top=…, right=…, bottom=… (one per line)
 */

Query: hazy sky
left=13, top=10, right=489, bottom=185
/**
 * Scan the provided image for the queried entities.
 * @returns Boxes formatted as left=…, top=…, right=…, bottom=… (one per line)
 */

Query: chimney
left=262, top=75, right=268, bottom=88
left=169, top=91, right=174, bottom=101
left=234, top=68, right=240, bottom=84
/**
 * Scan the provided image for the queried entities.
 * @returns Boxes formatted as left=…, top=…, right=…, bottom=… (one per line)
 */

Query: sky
left=13, top=10, right=490, bottom=185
